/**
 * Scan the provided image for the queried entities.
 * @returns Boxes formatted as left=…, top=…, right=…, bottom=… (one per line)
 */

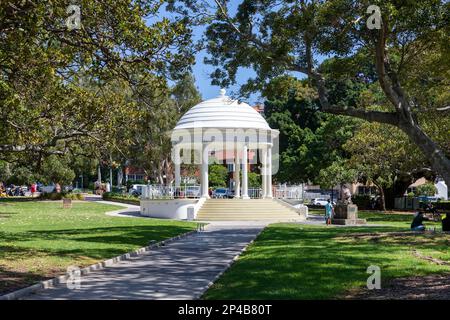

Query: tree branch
left=322, top=107, right=400, bottom=126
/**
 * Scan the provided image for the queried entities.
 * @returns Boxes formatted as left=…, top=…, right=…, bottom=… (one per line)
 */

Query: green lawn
left=204, top=213, right=450, bottom=299
left=0, top=200, right=196, bottom=294
left=309, top=209, right=442, bottom=228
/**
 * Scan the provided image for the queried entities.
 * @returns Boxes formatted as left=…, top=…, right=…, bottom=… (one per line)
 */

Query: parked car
left=212, top=188, right=228, bottom=198
left=6, top=185, right=27, bottom=196
left=226, top=189, right=235, bottom=199
left=39, top=184, right=56, bottom=193
left=312, top=198, right=335, bottom=206
left=128, top=184, right=146, bottom=197
left=185, top=186, right=200, bottom=198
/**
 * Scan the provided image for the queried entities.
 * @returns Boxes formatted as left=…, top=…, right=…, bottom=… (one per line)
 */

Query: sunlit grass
left=204, top=219, right=450, bottom=299
left=0, top=200, right=196, bottom=294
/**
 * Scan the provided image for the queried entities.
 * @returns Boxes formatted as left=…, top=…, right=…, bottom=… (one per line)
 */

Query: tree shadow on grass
left=0, top=266, right=49, bottom=295
left=204, top=224, right=450, bottom=300
left=1, top=224, right=193, bottom=243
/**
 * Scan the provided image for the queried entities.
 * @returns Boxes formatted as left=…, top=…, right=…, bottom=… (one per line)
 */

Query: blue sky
left=186, top=3, right=261, bottom=104
left=157, top=2, right=310, bottom=105
left=190, top=26, right=260, bottom=104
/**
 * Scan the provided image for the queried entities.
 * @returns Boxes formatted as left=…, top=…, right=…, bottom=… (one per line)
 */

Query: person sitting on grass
left=411, top=210, right=430, bottom=231
left=325, top=199, right=333, bottom=225
left=442, top=213, right=450, bottom=232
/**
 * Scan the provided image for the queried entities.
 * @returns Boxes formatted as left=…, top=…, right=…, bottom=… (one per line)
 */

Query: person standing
left=30, top=182, right=37, bottom=196
left=325, top=199, right=334, bottom=225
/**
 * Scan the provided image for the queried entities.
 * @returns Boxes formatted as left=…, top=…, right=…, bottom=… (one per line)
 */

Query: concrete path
left=84, top=195, right=142, bottom=218
left=22, top=221, right=267, bottom=300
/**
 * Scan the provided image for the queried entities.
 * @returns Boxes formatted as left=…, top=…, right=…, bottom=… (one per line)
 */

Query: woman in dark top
left=411, top=211, right=429, bottom=231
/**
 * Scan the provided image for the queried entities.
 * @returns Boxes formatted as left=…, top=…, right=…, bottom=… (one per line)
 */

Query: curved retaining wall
left=140, top=198, right=206, bottom=220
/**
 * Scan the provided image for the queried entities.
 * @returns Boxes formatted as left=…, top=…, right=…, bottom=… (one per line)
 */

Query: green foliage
left=415, top=183, right=438, bottom=197
left=209, top=164, right=228, bottom=188
left=205, top=0, right=450, bottom=186
left=38, top=192, right=84, bottom=201
left=0, top=0, right=197, bottom=180
left=317, top=160, right=357, bottom=189
left=352, top=195, right=372, bottom=209
left=264, top=77, right=359, bottom=184
left=248, top=172, right=261, bottom=188
left=103, top=192, right=140, bottom=205
left=8, top=167, right=35, bottom=185
left=0, top=161, right=12, bottom=182
left=41, top=155, right=76, bottom=185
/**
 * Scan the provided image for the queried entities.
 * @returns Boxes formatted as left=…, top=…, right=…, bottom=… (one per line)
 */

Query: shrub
left=435, top=202, right=450, bottom=211
left=352, top=195, right=371, bottom=209
left=38, top=192, right=84, bottom=201
left=209, top=164, right=228, bottom=188
left=248, top=172, right=261, bottom=188
left=415, top=183, right=437, bottom=197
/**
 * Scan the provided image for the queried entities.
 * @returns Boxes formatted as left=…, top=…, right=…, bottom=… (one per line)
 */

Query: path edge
left=195, top=226, right=266, bottom=300
left=0, top=229, right=198, bottom=300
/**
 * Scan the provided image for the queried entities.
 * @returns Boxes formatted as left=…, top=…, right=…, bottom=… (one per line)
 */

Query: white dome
left=174, top=90, right=271, bottom=131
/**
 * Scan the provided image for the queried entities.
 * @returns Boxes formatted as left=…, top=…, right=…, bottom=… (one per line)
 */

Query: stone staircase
left=196, top=198, right=306, bottom=221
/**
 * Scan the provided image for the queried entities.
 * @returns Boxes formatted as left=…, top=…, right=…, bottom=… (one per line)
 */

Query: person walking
left=325, top=199, right=334, bottom=225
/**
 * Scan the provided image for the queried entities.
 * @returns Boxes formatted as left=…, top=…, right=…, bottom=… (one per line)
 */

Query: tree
left=248, top=172, right=261, bottom=188
left=205, top=0, right=450, bottom=186
left=264, top=76, right=359, bottom=184
left=41, top=155, right=76, bottom=186
left=121, top=72, right=202, bottom=185
left=1, top=0, right=196, bottom=162
left=317, top=160, right=358, bottom=191
left=0, top=161, right=12, bottom=183
left=416, top=183, right=438, bottom=197
left=344, top=122, right=431, bottom=210
left=209, top=164, right=228, bottom=188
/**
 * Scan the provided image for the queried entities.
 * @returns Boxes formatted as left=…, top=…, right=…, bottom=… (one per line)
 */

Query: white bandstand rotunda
left=171, top=88, right=277, bottom=200
left=140, top=89, right=308, bottom=221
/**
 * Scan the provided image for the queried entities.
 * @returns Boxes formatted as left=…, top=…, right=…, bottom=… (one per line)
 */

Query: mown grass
left=0, top=200, right=196, bottom=294
left=204, top=213, right=450, bottom=300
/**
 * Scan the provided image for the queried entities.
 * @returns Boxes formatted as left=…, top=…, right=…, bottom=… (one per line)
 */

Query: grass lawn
left=204, top=212, right=450, bottom=299
left=0, top=200, right=196, bottom=295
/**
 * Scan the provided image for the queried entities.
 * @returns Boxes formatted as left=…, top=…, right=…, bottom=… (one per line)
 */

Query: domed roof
left=173, top=89, right=271, bottom=131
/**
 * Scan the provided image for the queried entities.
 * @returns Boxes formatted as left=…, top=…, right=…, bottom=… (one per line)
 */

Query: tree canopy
left=205, top=0, right=450, bottom=186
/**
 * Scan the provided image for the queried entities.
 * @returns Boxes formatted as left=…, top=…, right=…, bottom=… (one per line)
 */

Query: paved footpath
left=23, top=221, right=267, bottom=300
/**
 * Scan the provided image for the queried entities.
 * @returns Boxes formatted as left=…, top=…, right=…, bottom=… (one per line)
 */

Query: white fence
left=141, top=184, right=304, bottom=200
left=273, top=184, right=304, bottom=200
left=141, top=185, right=201, bottom=200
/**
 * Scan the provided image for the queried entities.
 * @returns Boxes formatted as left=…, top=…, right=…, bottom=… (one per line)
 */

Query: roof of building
left=173, top=89, right=271, bottom=131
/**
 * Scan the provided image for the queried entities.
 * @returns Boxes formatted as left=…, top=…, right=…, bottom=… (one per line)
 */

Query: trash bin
left=187, top=206, right=195, bottom=221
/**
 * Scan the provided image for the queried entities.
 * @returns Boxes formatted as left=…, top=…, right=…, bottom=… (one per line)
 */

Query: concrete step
left=196, top=198, right=304, bottom=221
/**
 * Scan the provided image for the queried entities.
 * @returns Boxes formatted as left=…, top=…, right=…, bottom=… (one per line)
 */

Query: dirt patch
left=335, top=231, right=450, bottom=246
left=344, top=274, right=450, bottom=300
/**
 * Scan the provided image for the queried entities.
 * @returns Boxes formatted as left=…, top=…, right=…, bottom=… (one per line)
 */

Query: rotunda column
left=261, top=147, right=268, bottom=198
left=174, top=146, right=181, bottom=188
left=266, top=145, right=273, bottom=198
left=241, top=144, right=249, bottom=199
left=234, top=147, right=241, bottom=198
left=201, top=143, right=210, bottom=198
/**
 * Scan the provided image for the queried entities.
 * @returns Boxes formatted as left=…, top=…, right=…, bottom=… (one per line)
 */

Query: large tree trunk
left=380, top=188, right=386, bottom=212
left=97, top=165, right=102, bottom=183
left=308, top=20, right=450, bottom=188
left=398, top=122, right=450, bottom=187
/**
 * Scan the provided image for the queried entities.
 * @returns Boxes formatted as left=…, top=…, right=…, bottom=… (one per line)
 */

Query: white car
left=128, top=184, right=147, bottom=196
left=312, top=198, right=335, bottom=206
